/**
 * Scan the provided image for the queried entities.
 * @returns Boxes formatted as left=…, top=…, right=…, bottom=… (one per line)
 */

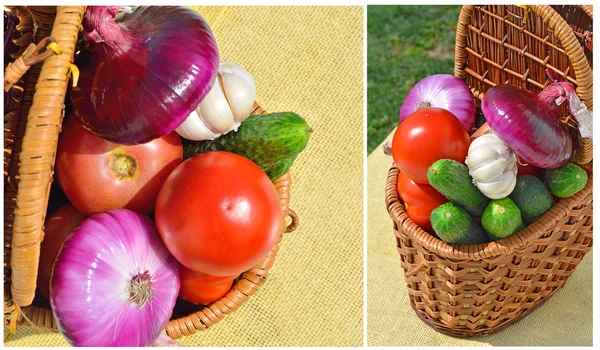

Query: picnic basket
left=3, top=6, right=298, bottom=340
left=386, top=5, right=593, bottom=337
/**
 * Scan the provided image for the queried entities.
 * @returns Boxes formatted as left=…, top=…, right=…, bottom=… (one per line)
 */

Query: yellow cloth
left=4, top=6, right=364, bottom=347
left=366, top=130, right=593, bottom=346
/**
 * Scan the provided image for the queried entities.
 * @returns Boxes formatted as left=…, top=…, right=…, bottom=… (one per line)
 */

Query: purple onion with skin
left=71, top=6, right=219, bottom=145
left=399, top=74, right=475, bottom=131
left=481, top=81, right=589, bottom=169
left=50, top=209, right=180, bottom=347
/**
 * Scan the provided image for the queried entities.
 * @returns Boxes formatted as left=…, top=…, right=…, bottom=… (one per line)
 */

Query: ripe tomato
left=178, top=265, right=237, bottom=305
left=397, top=171, right=448, bottom=234
left=56, top=116, right=182, bottom=214
left=37, top=204, right=87, bottom=298
left=392, top=107, right=470, bottom=184
left=155, top=151, right=282, bottom=276
left=470, top=121, right=490, bottom=141
left=516, top=156, right=541, bottom=178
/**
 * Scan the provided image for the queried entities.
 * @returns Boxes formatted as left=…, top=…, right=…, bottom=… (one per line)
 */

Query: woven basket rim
left=386, top=162, right=593, bottom=261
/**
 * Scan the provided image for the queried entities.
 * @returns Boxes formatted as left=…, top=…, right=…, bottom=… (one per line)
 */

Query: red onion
left=71, top=6, right=219, bottom=145
left=481, top=81, right=587, bottom=169
left=50, top=209, right=179, bottom=347
left=399, top=74, right=475, bottom=131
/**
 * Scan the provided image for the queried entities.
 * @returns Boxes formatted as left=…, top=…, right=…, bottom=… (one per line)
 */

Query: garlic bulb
left=176, top=61, right=257, bottom=141
left=466, top=133, right=518, bottom=199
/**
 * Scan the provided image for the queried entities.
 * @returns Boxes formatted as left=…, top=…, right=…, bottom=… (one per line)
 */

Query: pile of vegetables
left=27, top=6, right=311, bottom=347
left=391, top=72, right=591, bottom=245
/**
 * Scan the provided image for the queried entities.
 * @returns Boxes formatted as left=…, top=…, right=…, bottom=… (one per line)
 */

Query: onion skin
left=400, top=74, right=475, bottom=132
left=50, top=209, right=180, bottom=347
left=71, top=6, right=219, bottom=145
left=481, top=83, right=572, bottom=169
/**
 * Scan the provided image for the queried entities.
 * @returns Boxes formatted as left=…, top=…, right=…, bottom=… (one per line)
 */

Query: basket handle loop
left=4, top=36, right=60, bottom=91
left=285, top=209, right=299, bottom=233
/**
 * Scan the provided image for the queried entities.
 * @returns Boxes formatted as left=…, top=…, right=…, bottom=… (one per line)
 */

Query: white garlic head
left=466, top=133, right=518, bottom=199
left=176, top=61, right=257, bottom=141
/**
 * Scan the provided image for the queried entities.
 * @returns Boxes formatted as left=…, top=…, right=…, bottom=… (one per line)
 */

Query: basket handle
left=580, top=5, right=593, bottom=19
left=9, top=6, right=86, bottom=309
left=4, top=37, right=60, bottom=91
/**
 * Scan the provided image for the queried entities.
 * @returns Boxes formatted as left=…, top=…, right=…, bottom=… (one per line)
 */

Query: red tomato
left=155, top=151, right=282, bottom=276
left=392, top=107, right=470, bottom=184
left=178, top=265, right=237, bottom=305
left=470, top=122, right=490, bottom=141
left=37, top=204, right=87, bottom=298
left=516, top=156, right=541, bottom=178
left=397, top=171, right=448, bottom=234
left=56, top=116, right=182, bottom=214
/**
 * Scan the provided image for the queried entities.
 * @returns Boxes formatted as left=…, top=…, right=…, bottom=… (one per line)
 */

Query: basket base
left=408, top=290, right=556, bottom=338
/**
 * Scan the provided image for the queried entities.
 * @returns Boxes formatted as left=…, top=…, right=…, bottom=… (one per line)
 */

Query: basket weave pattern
left=455, top=5, right=592, bottom=165
left=4, top=6, right=298, bottom=339
left=388, top=5, right=593, bottom=337
left=387, top=166, right=592, bottom=336
left=550, top=5, right=593, bottom=69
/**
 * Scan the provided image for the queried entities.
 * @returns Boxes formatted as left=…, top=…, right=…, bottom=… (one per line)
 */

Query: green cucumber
left=543, top=163, right=588, bottom=198
left=481, top=198, right=524, bottom=241
left=427, top=159, right=490, bottom=216
left=430, top=203, right=488, bottom=245
left=263, top=155, right=297, bottom=180
left=182, top=112, right=311, bottom=180
left=509, top=175, right=554, bottom=225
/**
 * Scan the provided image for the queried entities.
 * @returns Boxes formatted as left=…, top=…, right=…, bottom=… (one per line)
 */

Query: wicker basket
left=3, top=6, right=298, bottom=340
left=386, top=5, right=593, bottom=337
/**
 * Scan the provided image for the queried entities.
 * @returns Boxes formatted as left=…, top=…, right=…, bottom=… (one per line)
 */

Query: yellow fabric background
left=367, top=131, right=593, bottom=346
left=4, top=6, right=364, bottom=347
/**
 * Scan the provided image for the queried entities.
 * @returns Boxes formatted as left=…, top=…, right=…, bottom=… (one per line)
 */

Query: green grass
left=367, top=5, right=461, bottom=155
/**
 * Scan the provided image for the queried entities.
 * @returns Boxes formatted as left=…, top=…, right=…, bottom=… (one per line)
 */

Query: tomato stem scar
left=109, top=151, right=138, bottom=181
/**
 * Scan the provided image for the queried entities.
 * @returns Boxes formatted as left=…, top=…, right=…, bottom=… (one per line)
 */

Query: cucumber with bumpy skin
left=509, top=175, right=554, bottom=225
left=430, top=203, right=488, bottom=245
left=543, top=163, right=588, bottom=198
left=427, top=159, right=490, bottom=216
left=262, top=156, right=297, bottom=180
left=183, top=112, right=311, bottom=180
left=481, top=198, right=524, bottom=241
